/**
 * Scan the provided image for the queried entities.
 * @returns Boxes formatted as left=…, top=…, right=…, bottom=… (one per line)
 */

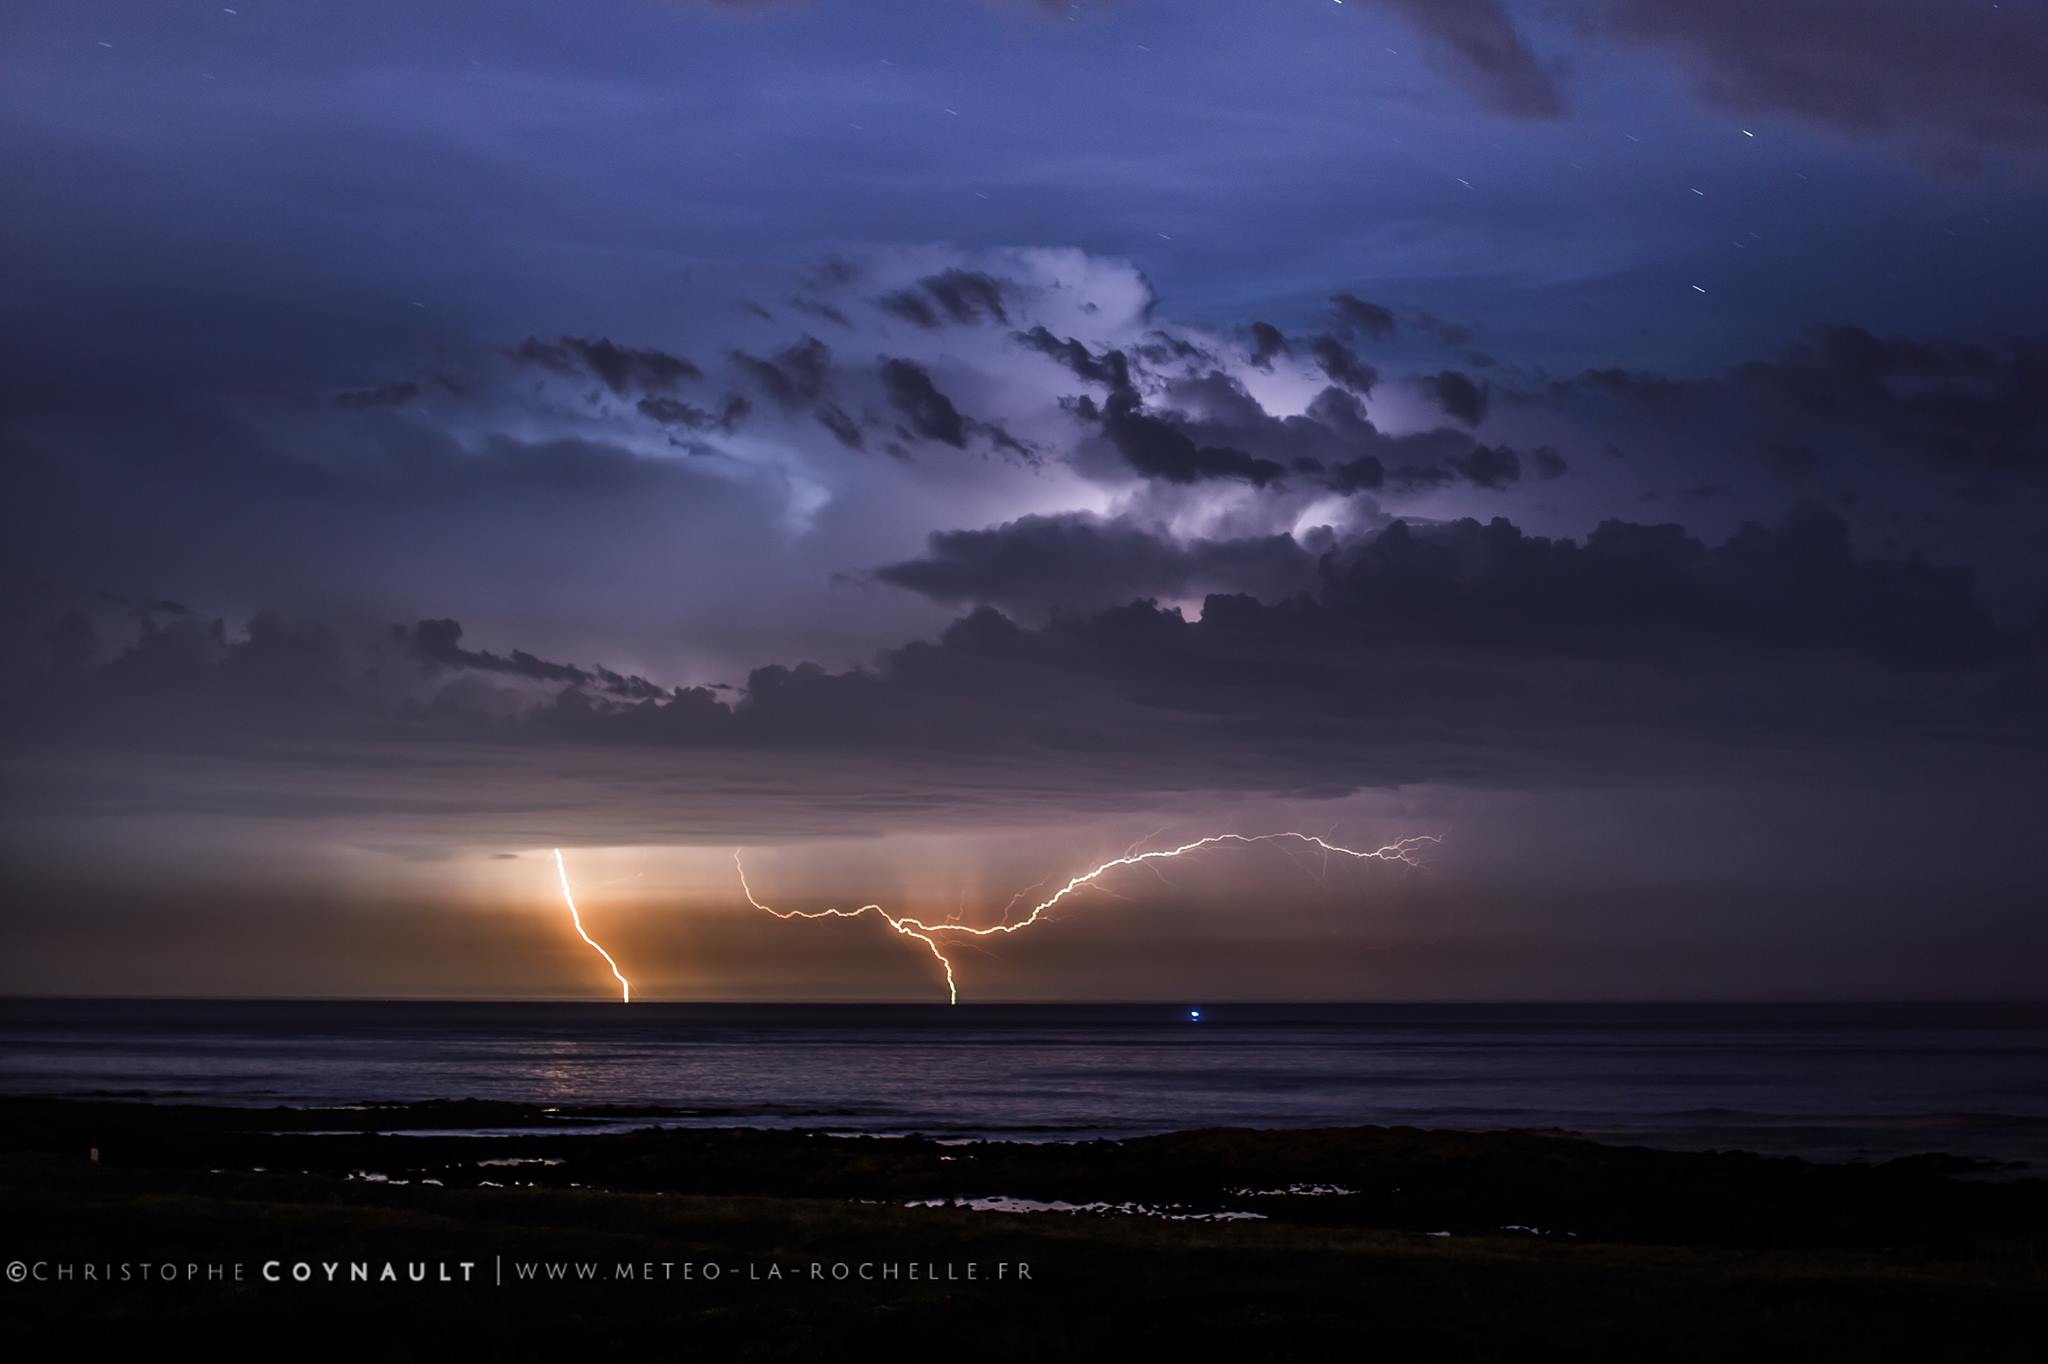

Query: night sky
left=3, top=1, right=2044, bottom=1001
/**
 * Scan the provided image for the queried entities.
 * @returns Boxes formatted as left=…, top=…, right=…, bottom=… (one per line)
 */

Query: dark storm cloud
left=636, top=393, right=751, bottom=434
left=509, top=337, right=700, bottom=395
left=980, top=421, right=1036, bottom=464
left=1531, top=446, right=1569, bottom=480
left=1093, top=387, right=1286, bottom=488
left=96, top=592, right=195, bottom=621
left=591, top=666, right=671, bottom=702
left=1132, top=331, right=1216, bottom=369
left=395, top=618, right=595, bottom=687
left=1328, top=294, right=1398, bottom=343
left=1446, top=443, right=1519, bottom=489
left=878, top=358, right=969, bottom=448
left=1380, top=0, right=1567, bottom=119
left=0, top=391, right=803, bottom=679
left=1423, top=370, right=1489, bottom=427
left=787, top=295, right=853, bottom=328
left=1067, top=367, right=1544, bottom=496
left=1542, top=324, right=2048, bottom=479
left=393, top=619, right=669, bottom=699
left=1326, top=454, right=1385, bottom=494
left=1379, top=0, right=2044, bottom=156
left=875, top=513, right=1322, bottom=616
left=730, top=336, right=833, bottom=409
left=4, top=0, right=2044, bottom=1003
left=1385, top=464, right=1455, bottom=492
left=814, top=402, right=868, bottom=452
left=876, top=270, right=1012, bottom=329
left=800, top=256, right=866, bottom=292
left=9, top=507, right=2036, bottom=835
left=1012, top=326, right=1134, bottom=392
left=1314, top=505, right=2023, bottom=665
left=1245, top=322, right=1292, bottom=371
left=1561, top=366, right=1687, bottom=405
left=874, top=292, right=942, bottom=330
left=1311, top=336, right=1378, bottom=395
left=1411, top=312, right=1476, bottom=347
left=1594, top=0, right=2048, bottom=157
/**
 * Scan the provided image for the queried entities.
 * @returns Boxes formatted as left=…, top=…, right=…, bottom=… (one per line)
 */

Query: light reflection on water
left=3, top=1000, right=2045, bottom=1165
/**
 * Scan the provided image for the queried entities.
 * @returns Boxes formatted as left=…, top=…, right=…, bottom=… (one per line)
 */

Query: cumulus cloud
left=1446, top=443, right=1519, bottom=489
left=1060, top=364, right=1545, bottom=497
left=731, top=335, right=833, bottom=409
left=7, top=507, right=2036, bottom=841
left=1531, top=446, right=1569, bottom=480
left=1329, top=294, right=1398, bottom=342
left=876, top=513, right=1325, bottom=617
left=393, top=618, right=664, bottom=698
left=1012, top=325, right=1134, bottom=391
left=12, top=233, right=2034, bottom=821
left=1424, top=370, right=1489, bottom=427
left=1310, top=336, right=1379, bottom=395
left=1091, top=388, right=1287, bottom=488
left=1540, top=323, right=2048, bottom=479
left=876, top=270, right=1011, bottom=329
left=878, top=358, right=970, bottom=448
left=1246, top=322, right=1292, bottom=371
left=509, top=336, right=700, bottom=395
left=636, top=393, right=750, bottom=433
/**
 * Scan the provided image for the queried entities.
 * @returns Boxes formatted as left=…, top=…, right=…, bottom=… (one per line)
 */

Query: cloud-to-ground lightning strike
left=553, top=848, right=631, bottom=1002
left=734, top=832, right=1441, bottom=1005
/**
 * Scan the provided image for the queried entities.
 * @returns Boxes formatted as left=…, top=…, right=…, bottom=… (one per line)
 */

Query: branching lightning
left=553, top=847, right=630, bottom=1002
left=549, top=833, right=1437, bottom=1004
left=734, top=832, right=1440, bottom=1005
left=735, top=858, right=962, bottom=1003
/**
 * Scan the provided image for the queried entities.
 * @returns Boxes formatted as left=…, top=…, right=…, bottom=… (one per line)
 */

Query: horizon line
left=3, top=993, right=2043, bottom=1008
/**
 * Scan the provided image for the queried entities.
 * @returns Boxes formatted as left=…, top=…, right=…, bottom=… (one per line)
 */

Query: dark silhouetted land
left=3, top=1096, right=2042, bottom=1360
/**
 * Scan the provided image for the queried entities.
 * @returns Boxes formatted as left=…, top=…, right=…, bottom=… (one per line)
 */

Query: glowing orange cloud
left=552, top=847, right=630, bottom=1002
left=734, top=832, right=1440, bottom=1004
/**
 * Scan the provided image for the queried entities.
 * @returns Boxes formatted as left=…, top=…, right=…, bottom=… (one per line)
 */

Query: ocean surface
left=3, top=1000, right=2045, bottom=1167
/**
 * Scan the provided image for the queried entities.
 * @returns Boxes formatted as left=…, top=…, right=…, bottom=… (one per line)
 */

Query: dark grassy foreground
left=2, top=1098, right=2042, bottom=1361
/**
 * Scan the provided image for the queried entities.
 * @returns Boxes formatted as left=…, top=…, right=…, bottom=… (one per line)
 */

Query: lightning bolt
left=735, top=860, right=961, bottom=1003
left=735, top=832, right=1440, bottom=1005
left=553, top=847, right=630, bottom=1002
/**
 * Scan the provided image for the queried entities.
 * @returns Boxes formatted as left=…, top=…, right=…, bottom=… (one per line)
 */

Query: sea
left=3, top=1000, right=2045, bottom=1167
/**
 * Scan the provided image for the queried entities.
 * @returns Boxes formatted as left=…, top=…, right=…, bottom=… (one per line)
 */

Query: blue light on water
left=1188, top=1009, right=1202, bottom=1021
